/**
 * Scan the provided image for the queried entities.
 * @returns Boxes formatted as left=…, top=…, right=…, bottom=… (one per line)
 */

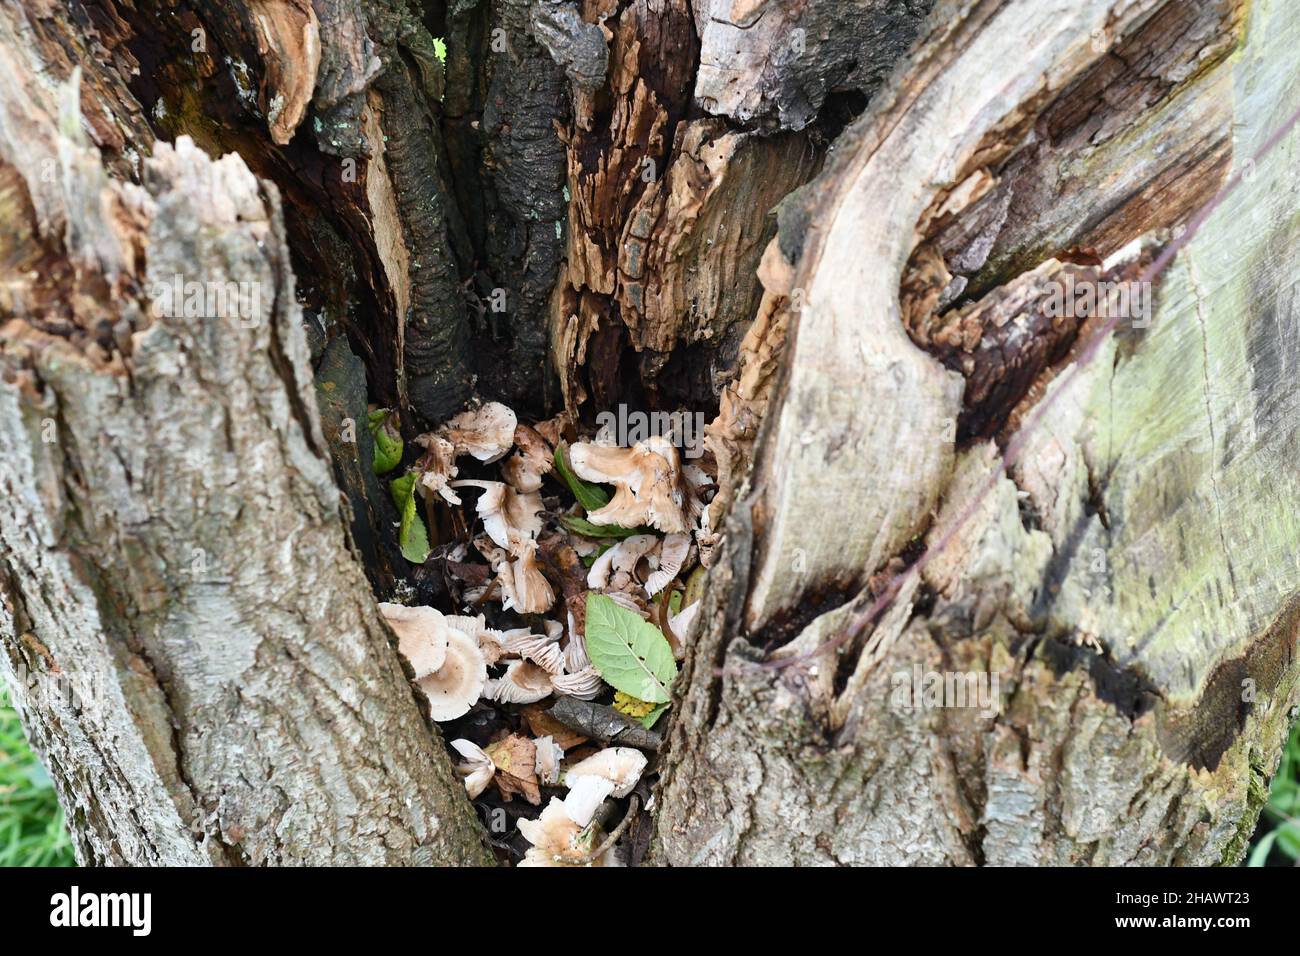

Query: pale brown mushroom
left=562, top=747, right=648, bottom=826
left=517, top=797, right=620, bottom=867
left=483, top=660, right=554, bottom=705
left=416, top=626, right=488, bottom=721
left=450, top=479, right=544, bottom=556
left=568, top=436, right=692, bottom=533
left=440, top=401, right=517, bottom=463
left=586, top=533, right=659, bottom=589
left=502, top=424, right=554, bottom=493
left=378, top=603, right=448, bottom=677
left=500, top=541, right=555, bottom=614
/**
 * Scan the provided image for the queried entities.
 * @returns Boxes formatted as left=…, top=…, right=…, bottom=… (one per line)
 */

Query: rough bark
left=0, top=0, right=491, bottom=865
left=4, top=0, right=1298, bottom=870
left=655, top=0, right=1300, bottom=865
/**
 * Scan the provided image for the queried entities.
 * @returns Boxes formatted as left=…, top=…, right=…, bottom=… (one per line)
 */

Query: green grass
left=0, top=687, right=75, bottom=866
left=1247, top=716, right=1300, bottom=866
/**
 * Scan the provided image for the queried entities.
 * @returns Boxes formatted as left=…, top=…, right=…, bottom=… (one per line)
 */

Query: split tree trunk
left=2, top=0, right=1298, bottom=867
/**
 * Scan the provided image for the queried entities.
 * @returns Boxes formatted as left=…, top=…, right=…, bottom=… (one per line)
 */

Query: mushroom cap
left=518, top=796, right=618, bottom=866
left=569, top=437, right=691, bottom=533
left=378, top=603, right=449, bottom=678
left=502, top=424, right=554, bottom=493
left=645, top=532, right=692, bottom=596
left=483, top=660, right=555, bottom=705
left=500, top=628, right=566, bottom=674
left=452, top=480, right=544, bottom=556
left=441, top=401, right=517, bottom=463
left=446, top=613, right=507, bottom=665
left=450, top=738, right=495, bottom=798
left=550, top=666, right=604, bottom=700
left=564, top=746, right=647, bottom=799
left=416, top=627, right=488, bottom=721
left=586, top=533, right=659, bottom=589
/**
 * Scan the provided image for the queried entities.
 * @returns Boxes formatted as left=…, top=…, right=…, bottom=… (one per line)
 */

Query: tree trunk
left=2, top=0, right=1298, bottom=867
left=654, top=0, right=1300, bottom=865
left=0, top=0, right=491, bottom=865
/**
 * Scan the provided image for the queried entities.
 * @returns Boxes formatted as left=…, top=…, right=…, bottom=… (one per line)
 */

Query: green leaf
left=584, top=593, right=677, bottom=704
left=640, top=703, right=669, bottom=730
left=368, top=408, right=403, bottom=474
left=554, top=443, right=610, bottom=512
left=390, top=473, right=430, bottom=563
left=559, top=514, right=647, bottom=539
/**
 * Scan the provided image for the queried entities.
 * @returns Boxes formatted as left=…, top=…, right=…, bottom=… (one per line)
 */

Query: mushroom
left=562, top=747, right=647, bottom=826
left=586, top=533, right=659, bottom=590
left=568, top=436, right=692, bottom=533
left=502, top=424, right=554, bottom=493
left=500, top=541, right=556, bottom=614
left=450, top=480, right=544, bottom=555
left=450, top=738, right=495, bottom=798
left=534, top=735, right=565, bottom=785
left=667, top=600, right=700, bottom=659
left=551, top=667, right=604, bottom=700
left=418, top=625, right=489, bottom=721
left=378, top=603, right=448, bottom=677
left=645, top=532, right=691, bottom=596
left=446, top=613, right=507, bottom=665
left=413, top=434, right=461, bottom=505
left=500, top=627, right=566, bottom=674
left=440, top=401, right=517, bottom=463
left=517, top=797, right=619, bottom=867
left=564, top=628, right=589, bottom=672
left=483, top=660, right=554, bottom=704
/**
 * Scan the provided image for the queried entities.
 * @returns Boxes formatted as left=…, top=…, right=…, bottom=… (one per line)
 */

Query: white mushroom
left=378, top=603, right=448, bottom=677
left=499, top=627, right=566, bottom=674
left=551, top=667, right=604, bottom=700
left=440, top=401, right=517, bottom=463
left=483, top=660, right=554, bottom=705
left=417, top=626, right=488, bottom=721
left=645, top=532, right=691, bottom=596
left=446, top=613, right=507, bottom=666
left=586, top=533, right=659, bottom=590
left=450, top=738, right=495, bottom=798
left=500, top=542, right=555, bottom=614
left=534, top=735, right=565, bottom=785
left=562, top=747, right=648, bottom=826
left=450, top=479, right=543, bottom=556
left=568, top=436, right=692, bottom=533
left=668, top=600, right=700, bottom=649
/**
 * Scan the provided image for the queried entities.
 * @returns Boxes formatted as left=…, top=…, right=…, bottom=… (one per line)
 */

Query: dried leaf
left=485, top=734, right=541, bottom=805
left=521, top=704, right=589, bottom=750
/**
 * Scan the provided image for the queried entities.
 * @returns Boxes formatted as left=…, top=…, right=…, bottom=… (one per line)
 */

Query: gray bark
left=0, top=0, right=491, bottom=865
left=654, top=0, right=1300, bottom=865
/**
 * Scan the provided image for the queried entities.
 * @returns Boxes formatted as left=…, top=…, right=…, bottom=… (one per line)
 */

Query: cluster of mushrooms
left=377, top=401, right=714, bottom=865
